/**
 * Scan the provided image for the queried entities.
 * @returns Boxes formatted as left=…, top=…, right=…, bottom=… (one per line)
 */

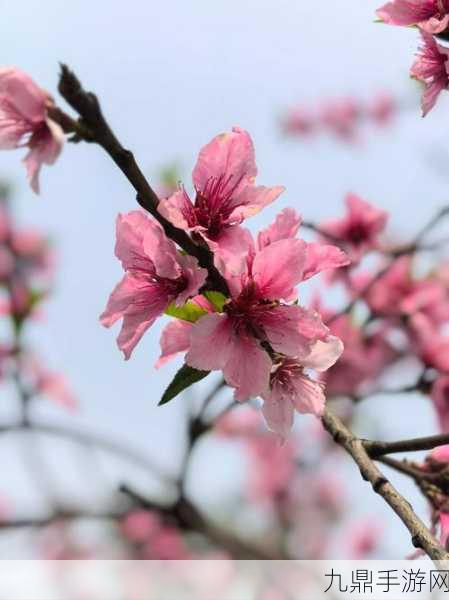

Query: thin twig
left=365, top=433, right=449, bottom=458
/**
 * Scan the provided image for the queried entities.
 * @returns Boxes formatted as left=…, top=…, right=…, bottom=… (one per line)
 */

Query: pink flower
left=431, top=375, right=449, bottom=432
left=320, top=98, right=361, bottom=142
left=282, top=106, right=316, bottom=136
left=121, top=510, right=159, bottom=543
left=246, top=435, right=297, bottom=502
left=368, top=92, right=396, bottom=126
left=410, top=31, right=449, bottom=116
left=261, top=337, right=344, bottom=438
left=409, top=313, right=449, bottom=372
left=377, top=0, right=449, bottom=34
left=101, top=211, right=207, bottom=359
left=0, top=68, right=64, bottom=193
left=321, top=193, right=388, bottom=262
left=186, top=211, right=347, bottom=402
left=345, top=519, right=381, bottom=559
left=158, top=127, right=284, bottom=273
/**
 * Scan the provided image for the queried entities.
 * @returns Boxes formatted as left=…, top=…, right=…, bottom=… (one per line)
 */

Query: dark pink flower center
left=192, top=173, right=246, bottom=238
left=344, top=222, right=371, bottom=246
left=224, top=282, right=277, bottom=337
left=270, top=359, right=302, bottom=391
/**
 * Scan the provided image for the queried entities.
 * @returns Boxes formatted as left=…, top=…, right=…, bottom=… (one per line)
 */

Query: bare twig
left=51, top=65, right=228, bottom=296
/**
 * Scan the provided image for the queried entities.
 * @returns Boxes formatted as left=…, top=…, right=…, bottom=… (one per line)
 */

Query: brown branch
left=365, top=433, right=449, bottom=459
left=51, top=65, right=228, bottom=295
left=322, top=407, right=449, bottom=562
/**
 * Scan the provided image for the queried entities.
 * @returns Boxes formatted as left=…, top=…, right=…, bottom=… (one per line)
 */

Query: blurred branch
left=119, top=484, right=279, bottom=559
left=0, top=421, right=172, bottom=484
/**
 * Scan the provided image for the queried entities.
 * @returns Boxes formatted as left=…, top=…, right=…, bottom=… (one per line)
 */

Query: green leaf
left=165, top=300, right=207, bottom=323
left=159, top=364, right=210, bottom=406
left=204, top=291, right=227, bottom=312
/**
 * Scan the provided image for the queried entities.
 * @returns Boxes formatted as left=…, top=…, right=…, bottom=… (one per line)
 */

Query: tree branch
left=51, top=65, right=228, bottom=295
left=365, top=433, right=449, bottom=459
left=321, top=407, right=449, bottom=562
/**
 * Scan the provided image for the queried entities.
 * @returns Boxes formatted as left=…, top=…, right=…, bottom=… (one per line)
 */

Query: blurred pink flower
left=368, top=92, right=396, bottom=126
left=411, top=31, right=449, bottom=116
left=101, top=211, right=207, bottom=359
left=0, top=67, right=64, bottom=192
left=346, top=518, right=381, bottom=559
left=321, top=193, right=388, bottom=262
left=282, top=106, right=316, bottom=136
left=320, top=98, right=361, bottom=142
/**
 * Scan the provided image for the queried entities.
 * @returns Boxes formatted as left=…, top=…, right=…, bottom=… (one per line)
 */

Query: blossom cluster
left=282, top=92, right=396, bottom=143
left=376, top=1, right=449, bottom=115
left=101, top=127, right=350, bottom=437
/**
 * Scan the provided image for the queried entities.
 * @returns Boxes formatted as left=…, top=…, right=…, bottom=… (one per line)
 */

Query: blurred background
left=0, top=0, right=448, bottom=559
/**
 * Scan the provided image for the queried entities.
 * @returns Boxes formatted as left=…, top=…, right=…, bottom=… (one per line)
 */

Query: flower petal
left=262, top=395, right=294, bottom=439
left=192, top=126, right=257, bottom=196
left=157, top=189, right=196, bottom=230
left=155, top=320, right=193, bottom=368
left=302, top=242, right=350, bottom=281
left=301, top=336, right=344, bottom=372
left=223, top=335, right=272, bottom=401
left=257, top=208, right=302, bottom=249
left=186, top=313, right=233, bottom=371
left=252, top=238, right=307, bottom=300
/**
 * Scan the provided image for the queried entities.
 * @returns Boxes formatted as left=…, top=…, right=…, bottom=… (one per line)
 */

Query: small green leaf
left=165, top=301, right=207, bottom=323
left=204, top=291, right=227, bottom=312
left=159, top=364, right=210, bottom=406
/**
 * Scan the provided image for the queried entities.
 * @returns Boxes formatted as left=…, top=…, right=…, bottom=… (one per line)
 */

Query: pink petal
left=157, top=189, right=195, bottom=230
left=0, top=67, right=47, bottom=121
left=100, top=274, right=168, bottom=359
left=229, top=184, right=285, bottom=222
left=291, top=373, right=326, bottom=417
left=257, top=208, right=302, bottom=249
left=175, top=254, right=208, bottom=305
left=262, top=305, right=329, bottom=357
left=186, top=313, right=233, bottom=371
left=143, top=219, right=182, bottom=280
left=22, top=121, right=64, bottom=194
left=223, top=335, right=272, bottom=401
left=261, top=395, right=295, bottom=438
left=192, top=127, right=257, bottom=197
left=155, top=320, right=193, bottom=368
left=303, top=242, right=350, bottom=281
left=301, top=336, right=344, bottom=372
left=209, top=225, right=253, bottom=278
left=114, top=211, right=151, bottom=271
left=252, top=238, right=307, bottom=300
